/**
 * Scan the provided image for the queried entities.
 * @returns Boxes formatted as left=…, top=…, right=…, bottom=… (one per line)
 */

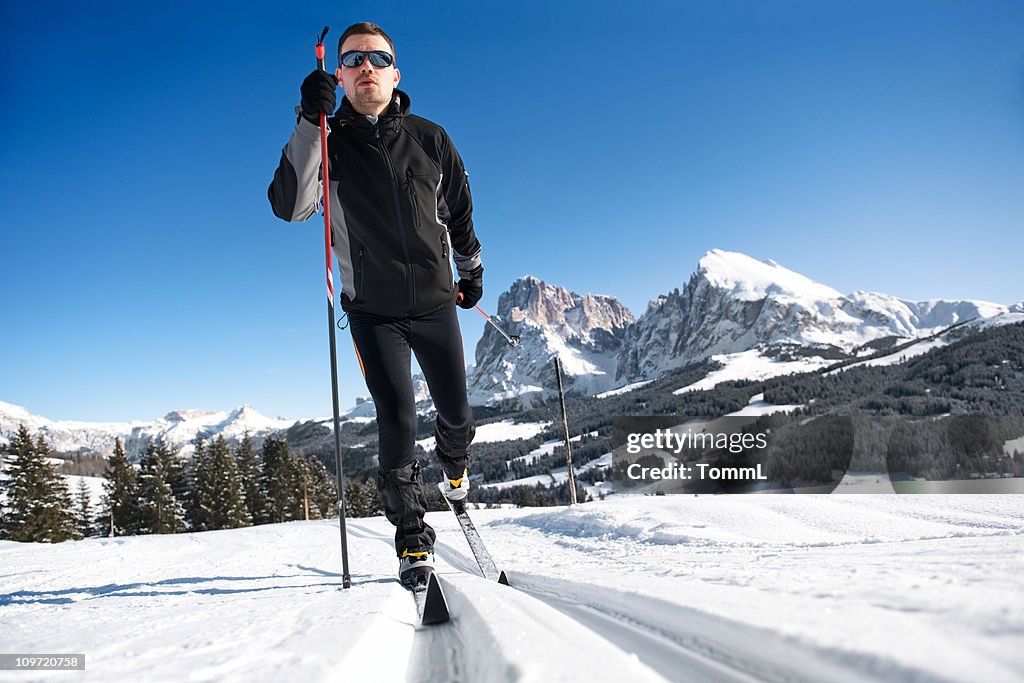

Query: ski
left=442, top=496, right=510, bottom=585
left=407, top=572, right=449, bottom=625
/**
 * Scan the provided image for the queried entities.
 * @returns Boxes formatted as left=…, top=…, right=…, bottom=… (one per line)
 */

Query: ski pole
left=316, top=25, right=351, bottom=589
left=459, top=294, right=520, bottom=346
left=476, top=305, right=521, bottom=346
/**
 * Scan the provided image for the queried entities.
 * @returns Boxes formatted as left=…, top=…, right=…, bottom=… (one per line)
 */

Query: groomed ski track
left=2, top=496, right=1021, bottom=682
left=355, top=520, right=870, bottom=683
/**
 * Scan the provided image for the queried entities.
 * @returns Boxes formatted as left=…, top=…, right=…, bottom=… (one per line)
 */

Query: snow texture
left=674, top=349, right=834, bottom=394
left=1, top=496, right=1021, bottom=682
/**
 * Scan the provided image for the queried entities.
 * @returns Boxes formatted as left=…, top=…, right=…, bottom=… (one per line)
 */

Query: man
left=268, top=22, right=482, bottom=588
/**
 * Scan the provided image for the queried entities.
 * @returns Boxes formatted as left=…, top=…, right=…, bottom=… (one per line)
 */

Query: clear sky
left=2, top=0, right=1022, bottom=422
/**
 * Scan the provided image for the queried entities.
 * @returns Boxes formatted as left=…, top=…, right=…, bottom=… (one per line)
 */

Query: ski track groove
left=347, top=522, right=474, bottom=683
left=509, top=571, right=957, bottom=683
left=435, top=533, right=908, bottom=683
left=514, top=572, right=810, bottom=683
left=434, top=534, right=772, bottom=682
left=406, top=608, right=467, bottom=683
left=358, top=516, right=950, bottom=683
left=525, top=587, right=762, bottom=683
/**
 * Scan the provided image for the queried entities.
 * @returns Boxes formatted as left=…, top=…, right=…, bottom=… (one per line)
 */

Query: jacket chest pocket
left=404, top=169, right=442, bottom=230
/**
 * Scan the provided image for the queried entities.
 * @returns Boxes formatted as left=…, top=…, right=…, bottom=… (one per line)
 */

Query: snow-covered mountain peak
left=164, top=409, right=220, bottom=423
left=697, top=249, right=843, bottom=302
left=0, top=400, right=40, bottom=425
left=618, top=249, right=1015, bottom=386
left=0, top=402, right=296, bottom=460
left=225, top=403, right=268, bottom=423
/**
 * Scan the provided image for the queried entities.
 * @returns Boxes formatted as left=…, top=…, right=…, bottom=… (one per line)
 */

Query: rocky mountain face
left=469, top=250, right=1020, bottom=404
left=616, top=249, right=1017, bottom=383
left=467, top=276, right=635, bottom=406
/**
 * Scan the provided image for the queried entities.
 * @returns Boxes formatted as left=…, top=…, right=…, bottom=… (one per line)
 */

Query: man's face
left=336, top=33, right=400, bottom=116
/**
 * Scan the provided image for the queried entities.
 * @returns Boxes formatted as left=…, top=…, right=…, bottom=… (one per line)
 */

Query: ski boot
left=399, top=547, right=434, bottom=589
left=438, top=468, right=470, bottom=502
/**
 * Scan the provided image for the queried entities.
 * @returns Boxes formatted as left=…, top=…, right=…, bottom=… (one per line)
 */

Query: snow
left=724, top=392, right=802, bottom=417
left=1, top=495, right=1021, bottom=682
left=416, top=420, right=551, bottom=453
left=483, top=452, right=611, bottom=491
left=1003, top=436, right=1024, bottom=456
left=596, top=379, right=655, bottom=398
left=825, top=337, right=947, bottom=374
left=63, top=475, right=106, bottom=508
left=698, top=249, right=843, bottom=303
left=674, top=349, right=833, bottom=394
left=510, top=431, right=601, bottom=466
left=976, top=311, right=1024, bottom=330
left=825, top=311, right=1024, bottom=377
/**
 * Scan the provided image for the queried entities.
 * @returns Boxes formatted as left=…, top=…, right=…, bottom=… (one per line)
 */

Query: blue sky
left=2, top=0, right=1022, bottom=422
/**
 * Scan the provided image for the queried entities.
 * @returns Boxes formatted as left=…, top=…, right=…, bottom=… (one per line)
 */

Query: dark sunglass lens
left=340, top=51, right=366, bottom=67
left=368, top=51, right=394, bottom=67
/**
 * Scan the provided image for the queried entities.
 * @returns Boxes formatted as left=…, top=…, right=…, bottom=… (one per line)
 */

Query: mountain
left=467, top=276, right=635, bottom=406
left=468, top=250, right=1021, bottom=404
left=0, top=401, right=295, bottom=460
left=5, top=248, right=1019, bottom=451
left=617, top=249, right=1020, bottom=384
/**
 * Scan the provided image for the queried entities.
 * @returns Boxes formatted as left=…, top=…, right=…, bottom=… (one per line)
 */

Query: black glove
left=457, top=266, right=483, bottom=309
left=299, top=70, right=337, bottom=124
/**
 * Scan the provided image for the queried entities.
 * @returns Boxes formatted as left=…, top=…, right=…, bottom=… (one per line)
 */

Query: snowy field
left=674, top=350, right=835, bottom=395
left=415, top=420, right=551, bottom=453
left=1, top=495, right=1022, bottom=682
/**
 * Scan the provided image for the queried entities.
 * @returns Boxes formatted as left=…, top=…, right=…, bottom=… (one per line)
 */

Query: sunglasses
left=339, top=50, right=395, bottom=68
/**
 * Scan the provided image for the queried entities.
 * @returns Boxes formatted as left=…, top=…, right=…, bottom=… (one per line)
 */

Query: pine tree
left=0, top=425, right=77, bottom=542
left=260, top=435, right=299, bottom=523
left=101, top=437, right=141, bottom=536
left=193, top=436, right=250, bottom=530
left=192, top=434, right=215, bottom=530
left=184, top=434, right=207, bottom=528
left=137, top=438, right=187, bottom=534
left=234, top=431, right=263, bottom=524
left=169, top=438, right=196, bottom=530
left=296, top=455, right=312, bottom=520
left=344, top=480, right=368, bottom=517
left=307, top=456, right=340, bottom=519
left=513, top=486, right=536, bottom=508
left=74, top=479, right=94, bottom=539
left=342, top=478, right=382, bottom=518
left=212, top=436, right=250, bottom=529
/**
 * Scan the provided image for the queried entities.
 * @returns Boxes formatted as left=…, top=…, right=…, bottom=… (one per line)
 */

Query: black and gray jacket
left=268, top=88, right=482, bottom=318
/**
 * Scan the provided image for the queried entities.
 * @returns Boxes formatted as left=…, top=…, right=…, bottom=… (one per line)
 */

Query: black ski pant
left=348, top=303, right=475, bottom=557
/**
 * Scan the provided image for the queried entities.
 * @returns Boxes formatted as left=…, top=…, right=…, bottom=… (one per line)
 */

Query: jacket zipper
left=375, top=124, right=415, bottom=311
left=405, top=169, right=421, bottom=229
left=356, top=245, right=365, bottom=299
left=440, top=234, right=453, bottom=290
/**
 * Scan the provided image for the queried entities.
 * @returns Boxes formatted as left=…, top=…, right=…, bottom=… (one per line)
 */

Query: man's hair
left=337, top=22, right=396, bottom=60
